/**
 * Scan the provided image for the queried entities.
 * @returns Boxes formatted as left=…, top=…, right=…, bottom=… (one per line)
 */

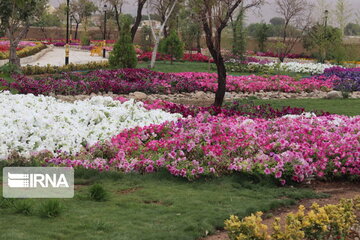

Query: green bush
left=39, top=199, right=63, bottom=218
left=81, top=34, right=91, bottom=46
left=0, top=62, right=22, bottom=74
left=109, top=21, right=137, bottom=68
left=14, top=199, right=34, bottom=216
left=89, top=184, right=108, bottom=202
left=159, top=31, right=184, bottom=63
left=21, top=61, right=109, bottom=75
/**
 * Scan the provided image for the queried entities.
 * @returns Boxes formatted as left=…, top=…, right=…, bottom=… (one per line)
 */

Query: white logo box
left=3, top=167, right=74, bottom=198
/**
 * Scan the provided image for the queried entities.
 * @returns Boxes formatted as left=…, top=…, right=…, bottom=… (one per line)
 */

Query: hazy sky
left=50, top=0, right=360, bottom=24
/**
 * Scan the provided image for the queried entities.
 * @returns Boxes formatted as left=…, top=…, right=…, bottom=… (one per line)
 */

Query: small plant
left=13, top=199, right=34, bottom=216
left=89, top=184, right=108, bottom=202
left=39, top=199, right=63, bottom=218
left=0, top=197, right=14, bottom=209
left=0, top=62, right=21, bottom=75
left=109, top=20, right=137, bottom=69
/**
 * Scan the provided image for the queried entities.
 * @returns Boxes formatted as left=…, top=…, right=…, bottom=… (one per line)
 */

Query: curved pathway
left=24, top=47, right=107, bottom=67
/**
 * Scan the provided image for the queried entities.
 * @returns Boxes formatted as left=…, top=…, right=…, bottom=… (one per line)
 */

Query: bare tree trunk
left=7, top=24, right=29, bottom=68
left=75, top=23, right=79, bottom=40
left=149, top=0, right=178, bottom=69
left=214, top=59, right=227, bottom=106
left=131, top=0, right=147, bottom=42
left=196, top=33, right=201, bottom=53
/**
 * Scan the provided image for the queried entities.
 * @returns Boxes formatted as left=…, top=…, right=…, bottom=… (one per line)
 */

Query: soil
left=201, top=181, right=360, bottom=240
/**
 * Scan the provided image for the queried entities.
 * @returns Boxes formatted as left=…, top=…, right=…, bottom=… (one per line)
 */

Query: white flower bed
left=0, top=92, right=181, bottom=159
left=248, top=62, right=336, bottom=74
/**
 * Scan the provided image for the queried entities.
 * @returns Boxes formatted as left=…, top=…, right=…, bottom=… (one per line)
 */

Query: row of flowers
left=225, top=62, right=336, bottom=75
left=45, top=112, right=360, bottom=184
left=321, top=67, right=360, bottom=92
left=0, top=92, right=180, bottom=159
left=0, top=69, right=335, bottom=96
left=0, top=41, right=46, bottom=60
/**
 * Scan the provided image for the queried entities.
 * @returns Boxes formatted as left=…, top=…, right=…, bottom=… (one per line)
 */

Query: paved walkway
left=24, top=47, right=107, bottom=67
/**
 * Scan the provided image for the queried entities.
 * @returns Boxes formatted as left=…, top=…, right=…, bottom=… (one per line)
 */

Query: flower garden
left=2, top=0, right=360, bottom=237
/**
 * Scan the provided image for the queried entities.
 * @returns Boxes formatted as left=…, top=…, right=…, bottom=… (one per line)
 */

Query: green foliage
left=0, top=173, right=323, bottom=240
left=109, top=21, right=137, bottom=68
left=255, top=23, right=270, bottom=52
left=33, top=13, right=61, bottom=27
left=0, top=63, right=22, bottom=74
left=0, top=197, right=14, bottom=209
left=14, top=200, right=34, bottom=216
left=89, top=184, right=108, bottom=202
left=270, top=17, right=285, bottom=26
left=140, top=25, right=153, bottom=52
left=39, top=200, right=63, bottom=218
left=80, top=34, right=91, bottom=46
left=21, top=61, right=109, bottom=75
left=304, top=24, right=343, bottom=63
left=344, top=22, right=360, bottom=36
left=232, top=7, right=247, bottom=58
left=158, top=31, right=184, bottom=62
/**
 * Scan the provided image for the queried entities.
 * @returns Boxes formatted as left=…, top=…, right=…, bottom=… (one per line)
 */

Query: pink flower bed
left=173, top=73, right=334, bottom=93
left=47, top=113, right=360, bottom=184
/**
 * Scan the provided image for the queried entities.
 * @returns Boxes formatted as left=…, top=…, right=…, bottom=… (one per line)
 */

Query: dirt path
left=202, top=182, right=360, bottom=240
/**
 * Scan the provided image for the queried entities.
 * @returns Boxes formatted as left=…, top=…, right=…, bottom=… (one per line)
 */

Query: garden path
left=24, top=47, right=106, bottom=67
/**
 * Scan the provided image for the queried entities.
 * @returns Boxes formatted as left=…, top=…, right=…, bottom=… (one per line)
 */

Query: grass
left=239, top=98, right=360, bottom=116
left=0, top=169, right=323, bottom=240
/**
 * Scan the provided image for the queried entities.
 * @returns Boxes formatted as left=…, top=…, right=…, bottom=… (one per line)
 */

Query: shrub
left=39, top=199, right=63, bottom=218
left=225, top=197, right=360, bottom=240
left=89, top=184, right=108, bottom=202
left=81, top=34, right=91, bottom=46
left=109, top=21, right=137, bottom=68
left=159, top=31, right=184, bottom=63
left=14, top=199, right=34, bottom=216
left=0, top=62, right=22, bottom=74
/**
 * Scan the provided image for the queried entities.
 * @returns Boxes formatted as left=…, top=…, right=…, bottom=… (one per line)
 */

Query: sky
left=49, top=0, right=360, bottom=24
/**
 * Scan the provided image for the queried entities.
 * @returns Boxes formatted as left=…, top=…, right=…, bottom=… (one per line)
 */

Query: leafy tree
left=140, top=25, right=153, bottom=52
left=159, top=31, right=184, bottom=64
left=344, top=23, right=360, bottom=36
left=231, top=4, right=247, bottom=58
left=109, top=21, right=138, bottom=69
left=303, top=24, right=342, bottom=63
left=255, top=23, right=270, bottom=52
left=179, top=7, right=202, bottom=53
left=270, top=17, right=285, bottom=26
left=0, top=0, right=47, bottom=67
left=32, top=12, right=61, bottom=39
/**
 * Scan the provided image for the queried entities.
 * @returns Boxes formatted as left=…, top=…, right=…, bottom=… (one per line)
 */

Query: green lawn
left=238, top=98, right=360, bottom=116
left=0, top=169, right=323, bottom=240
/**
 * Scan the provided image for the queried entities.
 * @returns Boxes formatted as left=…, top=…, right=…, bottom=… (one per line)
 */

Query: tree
left=275, top=0, right=313, bottom=62
left=192, top=0, right=263, bottom=107
left=70, top=0, right=98, bottom=40
left=131, top=0, right=148, bottom=41
left=0, top=0, right=47, bottom=67
left=147, top=0, right=179, bottom=69
left=109, top=21, right=138, bottom=68
left=104, top=0, right=124, bottom=32
left=303, top=24, right=342, bottom=62
left=140, top=25, right=153, bottom=52
left=179, top=7, right=202, bottom=53
left=344, top=23, right=360, bottom=36
left=334, top=0, right=352, bottom=35
left=230, top=3, right=246, bottom=57
left=255, top=23, right=270, bottom=52
left=159, top=31, right=184, bottom=64
left=270, top=17, right=285, bottom=26
left=33, top=11, right=62, bottom=39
